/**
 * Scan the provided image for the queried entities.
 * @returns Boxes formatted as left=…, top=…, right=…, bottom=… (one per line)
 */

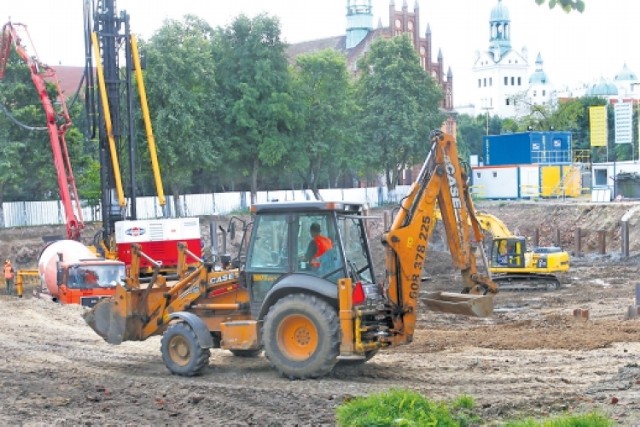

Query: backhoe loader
left=84, top=130, right=498, bottom=379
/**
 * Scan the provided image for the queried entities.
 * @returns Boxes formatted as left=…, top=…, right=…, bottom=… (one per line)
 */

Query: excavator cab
left=490, top=237, right=526, bottom=268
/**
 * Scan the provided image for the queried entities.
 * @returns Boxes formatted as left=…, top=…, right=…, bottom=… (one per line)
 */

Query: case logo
left=125, top=227, right=146, bottom=237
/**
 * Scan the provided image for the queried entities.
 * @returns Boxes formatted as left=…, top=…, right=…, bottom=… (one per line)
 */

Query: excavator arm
left=475, top=212, right=513, bottom=239
left=382, top=131, right=497, bottom=338
left=0, top=22, right=84, bottom=240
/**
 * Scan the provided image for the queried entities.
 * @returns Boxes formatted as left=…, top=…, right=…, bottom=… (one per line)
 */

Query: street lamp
left=482, top=105, right=493, bottom=135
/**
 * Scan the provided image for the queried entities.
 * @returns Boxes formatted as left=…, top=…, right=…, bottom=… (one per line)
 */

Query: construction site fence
left=0, top=186, right=412, bottom=229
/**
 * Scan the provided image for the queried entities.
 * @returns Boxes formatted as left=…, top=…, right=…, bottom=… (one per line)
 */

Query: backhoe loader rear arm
left=382, top=131, right=497, bottom=339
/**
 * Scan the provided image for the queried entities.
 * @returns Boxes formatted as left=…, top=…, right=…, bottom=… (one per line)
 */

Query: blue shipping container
left=483, top=131, right=571, bottom=166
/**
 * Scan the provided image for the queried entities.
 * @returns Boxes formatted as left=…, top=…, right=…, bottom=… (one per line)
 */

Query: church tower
left=387, top=1, right=455, bottom=134
left=472, top=0, right=529, bottom=118
left=346, top=0, right=373, bottom=49
left=527, top=53, right=552, bottom=109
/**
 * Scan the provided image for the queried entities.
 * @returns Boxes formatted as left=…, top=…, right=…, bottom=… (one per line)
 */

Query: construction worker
left=303, top=223, right=333, bottom=269
left=4, top=260, right=15, bottom=296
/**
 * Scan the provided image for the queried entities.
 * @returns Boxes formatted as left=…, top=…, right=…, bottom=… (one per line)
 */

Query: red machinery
left=0, top=22, right=84, bottom=240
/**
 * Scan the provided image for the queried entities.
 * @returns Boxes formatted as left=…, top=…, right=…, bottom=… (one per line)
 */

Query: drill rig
left=84, top=0, right=201, bottom=270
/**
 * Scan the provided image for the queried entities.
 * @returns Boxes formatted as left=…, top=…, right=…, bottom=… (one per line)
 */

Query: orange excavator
left=84, top=131, right=498, bottom=379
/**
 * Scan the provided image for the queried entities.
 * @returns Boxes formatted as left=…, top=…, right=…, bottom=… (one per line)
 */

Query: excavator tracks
left=492, top=274, right=561, bottom=292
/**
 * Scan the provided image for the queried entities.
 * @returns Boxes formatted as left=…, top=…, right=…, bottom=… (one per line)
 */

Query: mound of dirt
left=2, top=200, right=640, bottom=425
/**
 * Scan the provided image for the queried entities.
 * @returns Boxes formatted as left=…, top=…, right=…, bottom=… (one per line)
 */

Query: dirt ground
left=2, top=200, right=640, bottom=426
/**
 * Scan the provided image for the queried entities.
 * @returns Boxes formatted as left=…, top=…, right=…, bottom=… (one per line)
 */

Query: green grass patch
left=336, top=389, right=479, bottom=427
left=336, top=389, right=613, bottom=427
left=504, top=411, right=613, bottom=427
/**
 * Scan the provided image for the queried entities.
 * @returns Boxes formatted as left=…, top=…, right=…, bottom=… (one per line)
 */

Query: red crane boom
left=0, top=22, right=83, bottom=240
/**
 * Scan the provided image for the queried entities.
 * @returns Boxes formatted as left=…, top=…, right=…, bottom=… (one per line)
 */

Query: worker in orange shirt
left=303, top=223, right=333, bottom=269
left=4, top=260, right=15, bottom=296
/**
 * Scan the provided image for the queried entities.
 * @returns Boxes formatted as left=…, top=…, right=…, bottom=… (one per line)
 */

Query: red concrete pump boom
left=0, top=22, right=84, bottom=240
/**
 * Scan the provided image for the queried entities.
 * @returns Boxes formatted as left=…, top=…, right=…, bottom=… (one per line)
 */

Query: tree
left=456, top=114, right=485, bottom=161
left=143, top=15, right=219, bottom=215
left=288, top=49, right=355, bottom=199
left=535, top=0, right=585, bottom=12
left=355, top=35, right=444, bottom=194
left=213, top=14, right=294, bottom=204
left=0, top=47, right=88, bottom=207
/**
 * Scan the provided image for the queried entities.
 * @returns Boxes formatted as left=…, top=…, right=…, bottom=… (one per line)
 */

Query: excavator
left=84, top=130, right=498, bottom=379
left=476, top=212, right=570, bottom=290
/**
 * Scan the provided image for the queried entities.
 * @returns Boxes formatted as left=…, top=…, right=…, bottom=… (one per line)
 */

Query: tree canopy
left=535, top=0, right=585, bottom=12
left=355, top=35, right=444, bottom=192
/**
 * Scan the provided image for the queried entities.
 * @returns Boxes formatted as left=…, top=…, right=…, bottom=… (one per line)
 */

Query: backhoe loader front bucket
left=421, top=292, right=493, bottom=317
left=82, top=285, right=143, bottom=345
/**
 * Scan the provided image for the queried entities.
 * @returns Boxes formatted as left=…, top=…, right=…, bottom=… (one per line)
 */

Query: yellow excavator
left=476, top=212, right=570, bottom=290
left=84, top=131, right=498, bottom=379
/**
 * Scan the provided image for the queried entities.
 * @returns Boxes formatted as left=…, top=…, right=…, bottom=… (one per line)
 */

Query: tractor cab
left=242, top=201, right=378, bottom=316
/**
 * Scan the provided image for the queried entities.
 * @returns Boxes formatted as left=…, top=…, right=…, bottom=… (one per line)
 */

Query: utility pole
left=482, top=106, right=493, bottom=135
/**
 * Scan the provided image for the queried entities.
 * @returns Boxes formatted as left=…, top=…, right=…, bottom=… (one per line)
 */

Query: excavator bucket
left=421, top=292, right=493, bottom=317
left=82, top=285, right=141, bottom=344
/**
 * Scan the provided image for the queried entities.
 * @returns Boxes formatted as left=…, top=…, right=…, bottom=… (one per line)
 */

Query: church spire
left=488, top=0, right=511, bottom=61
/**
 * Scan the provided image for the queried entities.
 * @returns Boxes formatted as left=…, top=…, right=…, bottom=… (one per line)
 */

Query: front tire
left=263, top=294, right=340, bottom=379
left=161, top=322, right=210, bottom=376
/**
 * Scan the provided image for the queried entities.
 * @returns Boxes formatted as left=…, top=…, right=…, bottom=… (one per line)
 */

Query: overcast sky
left=4, top=0, right=640, bottom=106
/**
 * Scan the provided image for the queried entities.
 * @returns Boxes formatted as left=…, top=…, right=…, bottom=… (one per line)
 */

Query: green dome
left=588, top=77, right=618, bottom=96
left=490, top=0, right=510, bottom=22
left=529, top=53, right=548, bottom=85
left=614, top=63, right=638, bottom=81
left=529, top=71, right=548, bottom=85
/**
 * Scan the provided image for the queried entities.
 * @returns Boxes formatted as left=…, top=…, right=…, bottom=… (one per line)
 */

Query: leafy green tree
left=288, top=49, right=355, bottom=199
left=143, top=15, right=219, bottom=215
left=455, top=114, right=485, bottom=160
left=0, top=47, right=88, bottom=209
left=355, top=35, right=444, bottom=193
left=535, top=0, right=585, bottom=12
left=213, top=14, right=294, bottom=204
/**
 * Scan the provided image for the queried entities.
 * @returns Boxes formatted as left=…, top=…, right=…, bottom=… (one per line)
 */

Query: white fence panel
left=4, top=200, right=60, bottom=227
left=183, top=193, right=215, bottom=217
left=134, top=196, right=163, bottom=219
left=0, top=186, right=418, bottom=228
left=212, top=192, right=245, bottom=215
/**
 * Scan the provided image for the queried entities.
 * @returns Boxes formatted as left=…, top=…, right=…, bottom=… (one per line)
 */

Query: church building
left=471, top=0, right=552, bottom=118
left=287, top=0, right=456, bottom=135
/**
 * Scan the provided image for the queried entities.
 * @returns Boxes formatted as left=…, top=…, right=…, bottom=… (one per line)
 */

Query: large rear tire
left=161, top=322, right=210, bottom=376
left=263, top=294, right=339, bottom=379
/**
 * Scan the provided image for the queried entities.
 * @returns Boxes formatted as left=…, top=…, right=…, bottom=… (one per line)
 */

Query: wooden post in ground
left=596, top=230, right=606, bottom=255
left=621, top=221, right=630, bottom=258
left=574, top=228, right=582, bottom=256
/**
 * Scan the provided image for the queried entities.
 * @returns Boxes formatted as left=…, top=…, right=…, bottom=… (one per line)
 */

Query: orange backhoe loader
left=84, top=131, right=498, bottom=379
